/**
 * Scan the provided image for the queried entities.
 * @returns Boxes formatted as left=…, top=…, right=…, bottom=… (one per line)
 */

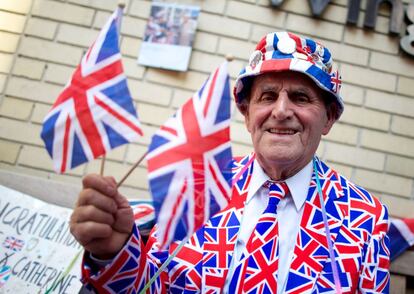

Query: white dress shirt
left=223, top=159, right=312, bottom=293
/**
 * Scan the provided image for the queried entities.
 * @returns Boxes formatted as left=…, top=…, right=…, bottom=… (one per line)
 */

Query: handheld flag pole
left=100, top=1, right=123, bottom=178
left=117, top=151, right=148, bottom=188
left=100, top=155, right=106, bottom=176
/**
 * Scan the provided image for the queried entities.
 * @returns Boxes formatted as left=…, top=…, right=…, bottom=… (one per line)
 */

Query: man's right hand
left=70, top=174, right=134, bottom=259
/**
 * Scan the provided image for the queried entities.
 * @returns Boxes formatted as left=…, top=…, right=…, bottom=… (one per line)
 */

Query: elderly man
left=70, top=32, right=390, bottom=293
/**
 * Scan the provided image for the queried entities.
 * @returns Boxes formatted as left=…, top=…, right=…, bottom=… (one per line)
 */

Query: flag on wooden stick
left=147, top=62, right=233, bottom=248
left=41, top=7, right=143, bottom=173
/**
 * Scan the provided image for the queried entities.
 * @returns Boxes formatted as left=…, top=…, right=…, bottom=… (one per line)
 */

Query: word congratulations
left=0, top=200, right=81, bottom=249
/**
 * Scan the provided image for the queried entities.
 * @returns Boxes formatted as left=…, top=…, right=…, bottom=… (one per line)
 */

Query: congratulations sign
left=0, top=185, right=82, bottom=293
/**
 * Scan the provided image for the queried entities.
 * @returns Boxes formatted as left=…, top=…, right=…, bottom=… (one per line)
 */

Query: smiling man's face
left=244, top=71, right=336, bottom=179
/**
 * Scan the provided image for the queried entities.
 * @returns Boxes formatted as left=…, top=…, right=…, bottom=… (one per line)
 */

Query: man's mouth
left=267, top=128, right=296, bottom=135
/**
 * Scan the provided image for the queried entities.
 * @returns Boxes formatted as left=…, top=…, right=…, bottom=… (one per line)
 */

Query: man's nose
left=271, top=92, right=292, bottom=120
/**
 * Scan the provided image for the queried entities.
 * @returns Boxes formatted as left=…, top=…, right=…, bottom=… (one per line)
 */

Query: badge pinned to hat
left=277, top=36, right=296, bottom=54
left=249, top=50, right=263, bottom=70
left=234, top=31, right=344, bottom=119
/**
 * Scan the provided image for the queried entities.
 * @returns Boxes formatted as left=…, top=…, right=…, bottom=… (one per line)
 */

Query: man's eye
left=292, top=93, right=310, bottom=103
left=259, top=94, right=274, bottom=102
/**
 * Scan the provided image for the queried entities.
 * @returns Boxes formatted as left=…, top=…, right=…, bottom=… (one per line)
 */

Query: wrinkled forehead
left=249, top=71, right=324, bottom=96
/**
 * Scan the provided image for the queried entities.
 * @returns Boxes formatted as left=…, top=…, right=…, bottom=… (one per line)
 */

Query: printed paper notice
left=138, top=2, right=200, bottom=72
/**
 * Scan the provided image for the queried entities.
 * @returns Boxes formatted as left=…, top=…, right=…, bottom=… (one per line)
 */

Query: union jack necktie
left=242, top=181, right=289, bottom=293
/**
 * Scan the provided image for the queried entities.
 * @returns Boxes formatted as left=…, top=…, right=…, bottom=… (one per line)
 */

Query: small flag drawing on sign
left=3, top=236, right=25, bottom=252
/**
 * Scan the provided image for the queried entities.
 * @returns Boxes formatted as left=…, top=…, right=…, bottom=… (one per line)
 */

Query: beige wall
left=0, top=0, right=413, bottom=216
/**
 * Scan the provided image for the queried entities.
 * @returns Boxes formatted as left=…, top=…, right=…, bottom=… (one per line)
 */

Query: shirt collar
left=246, top=159, right=313, bottom=211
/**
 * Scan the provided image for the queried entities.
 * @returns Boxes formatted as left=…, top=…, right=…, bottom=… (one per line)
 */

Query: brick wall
left=0, top=0, right=413, bottom=216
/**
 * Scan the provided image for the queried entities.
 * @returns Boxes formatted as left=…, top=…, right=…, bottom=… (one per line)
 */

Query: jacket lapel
left=284, top=158, right=348, bottom=293
left=201, top=154, right=254, bottom=292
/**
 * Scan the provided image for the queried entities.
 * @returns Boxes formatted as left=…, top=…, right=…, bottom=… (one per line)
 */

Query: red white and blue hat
left=234, top=31, right=344, bottom=119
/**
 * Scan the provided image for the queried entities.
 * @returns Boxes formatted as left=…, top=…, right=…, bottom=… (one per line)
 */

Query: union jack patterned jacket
left=81, top=154, right=390, bottom=293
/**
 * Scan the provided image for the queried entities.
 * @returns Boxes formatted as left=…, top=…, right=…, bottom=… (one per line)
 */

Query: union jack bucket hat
left=234, top=31, right=344, bottom=119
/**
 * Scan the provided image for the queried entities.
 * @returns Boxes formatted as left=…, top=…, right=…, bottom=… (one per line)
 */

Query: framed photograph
left=138, top=2, right=200, bottom=72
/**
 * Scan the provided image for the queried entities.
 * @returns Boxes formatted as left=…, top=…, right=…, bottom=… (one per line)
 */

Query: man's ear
left=238, top=102, right=248, bottom=116
left=238, top=102, right=252, bottom=132
left=322, top=103, right=338, bottom=135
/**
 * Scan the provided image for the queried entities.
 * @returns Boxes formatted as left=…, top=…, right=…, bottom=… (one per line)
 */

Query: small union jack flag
left=3, top=236, right=24, bottom=252
left=41, top=7, right=143, bottom=173
left=147, top=62, right=233, bottom=248
left=331, top=70, right=341, bottom=94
